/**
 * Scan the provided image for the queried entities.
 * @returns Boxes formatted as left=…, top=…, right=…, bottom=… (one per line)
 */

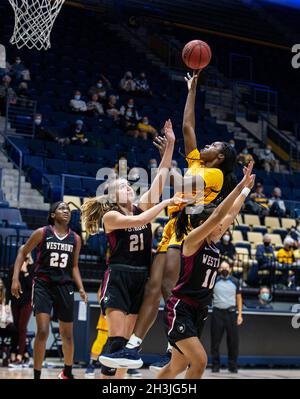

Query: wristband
left=241, top=187, right=251, bottom=197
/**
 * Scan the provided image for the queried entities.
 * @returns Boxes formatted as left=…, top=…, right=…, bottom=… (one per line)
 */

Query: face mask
left=149, top=163, right=157, bottom=168
left=220, top=270, right=229, bottom=278
left=99, top=91, right=106, bottom=97
left=126, top=111, right=133, bottom=118
left=97, top=83, right=103, bottom=88
left=264, top=242, right=270, bottom=247
left=128, top=104, right=134, bottom=108
left=243, top=149, right=248, bottom=155
left=230, top=143, right=235, bottom=148
left=35, top=119, right=42, bottom=125
left=265, top=149, right=271, bottom=155
left=223, top=234, right=230, bottom=242
left=16, top=60, right=21, bottom=64
left=74, top=95, right=81, bottom=100
left=143, top=120, right=149, bottom=125
left=260, top=293, right=270, bottom=302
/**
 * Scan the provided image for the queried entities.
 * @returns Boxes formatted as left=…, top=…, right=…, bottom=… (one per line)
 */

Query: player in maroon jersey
left=11, top=202, right=88, bottom=380
left=157, top=162, right=255, bottom=379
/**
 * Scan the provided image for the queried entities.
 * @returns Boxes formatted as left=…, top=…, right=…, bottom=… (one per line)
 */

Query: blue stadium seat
left=0, top=209, right=23, bottom=225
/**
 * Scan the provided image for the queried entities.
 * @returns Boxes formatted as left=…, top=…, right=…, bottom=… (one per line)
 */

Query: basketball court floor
left=0, top=367, right=299, bottom=379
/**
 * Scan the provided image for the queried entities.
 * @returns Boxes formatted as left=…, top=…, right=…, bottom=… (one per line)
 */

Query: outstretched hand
left=163, top=119, right=175, bottom=144
left=184, top=70, right=200, bottom=91
left=153, top=135, right=167, bottom=158
left=241, top=161, right=255, bottom=189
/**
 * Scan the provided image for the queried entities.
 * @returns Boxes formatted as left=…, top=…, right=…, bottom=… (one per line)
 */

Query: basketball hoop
left=8, top=0, right=65, bottom=50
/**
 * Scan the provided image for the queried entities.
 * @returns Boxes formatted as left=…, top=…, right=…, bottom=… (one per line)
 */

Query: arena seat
left=247, top=232, right=264, bottom=246
left=244, top=214, right=261, bottom=227
left=281, top=218, right=295, bottom=229
left=268, top=233, right=283, bottom=247
left=264, top=216, right=281, bottom=230
left=232, top=230, right=244, bottom=242
left=252, top=226, right=268, bottom=235
left=0, top=209, right=23, bottom=226
left=63, top=196, right=81, bottom=210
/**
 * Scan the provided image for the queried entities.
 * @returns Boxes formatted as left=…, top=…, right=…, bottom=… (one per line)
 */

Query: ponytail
left=175, top=209, right=190, bottom=242
left=81, top=195, right=121, bottom=235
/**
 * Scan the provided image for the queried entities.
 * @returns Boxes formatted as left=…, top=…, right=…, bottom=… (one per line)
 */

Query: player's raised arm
left=182, top=70, right=199, bottom=156
left=183, top=162, right=254, bottom=256
left=138, top=119, right=175, bottom=211
left=11, top=228, right=44, bottom=298
left=210, top=167, right=255, bottom=243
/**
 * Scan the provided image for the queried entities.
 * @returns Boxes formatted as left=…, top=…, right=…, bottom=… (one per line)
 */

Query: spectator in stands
left=120, top=100, right=140, bottom=138
left=211, top=261, right=243, bottom=373
left=237, top=146, right=254, bottom=166
left=290, top=218, right=300, bottom=244
left=17, top=81, right=32, bottom=107
left=106, top=94, right=120, bottom=120
left=135, top=72, right=151, bottom=95
left=120, top=98, right=140, bottom=120
left=137, top=116, right=158, bottom=140
left=269, top=187, right=286, bottom=217
left=11, top=56, right=26, bottom=80
left=115, top=155, right=129, bottom=177
left=276, top=236, right=296, bottom=287
left=119, top=71, right=136, bottom=92
left=8, top=248, right=34, bottom=367
left=216, top=230, right=236, bottom=266
left=88, top=75, right=112, bottom=98
left=69, top=90, right=87, bottom=113
left=246, top=182, right=269, bottom=216
left=34, top=114, right=69, bottom=145
left=254, top=234, right=276, bottom=286
left=170, top=159, right=181, bottom=174
left=246, top=286, right=273, bottom=310
left=0, top=278, right=18, bottom=366
left=70, top=120, right=88, bottom=145
left=259, top=145, right=279, bottom=173
left=86, top=94, right=104, bottom=118
left=148, top=158, right=158, bottom=170
left=229, top=139, right=235, bottom=149
left=0, top=60, right=12, bottom=78
left=152, top=225, right=164, bottom=253
left=0, top=75, right=17, bottom=115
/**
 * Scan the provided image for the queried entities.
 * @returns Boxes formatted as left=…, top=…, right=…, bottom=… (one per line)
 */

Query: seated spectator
left=35, top=114, right=69, bottom=146
left=69, top=90, right=87, bottom=113
left=152, top=225, right=164, bottom=253
left=0, top=278, right=18, bottom=366
left=229, top=139, right=235, bottom=149
left=119, top=71, right=136, bottom=92
left=254, top=234, right=276, bottom=286
left=8, top=248, right=34, bottom=367
left=269, top=187, right=286, bottom=217
left=106, top=95, right=121, bottom=120
left=258, top=145, right=279, bottom=173
left=11, top=56, right=26, bottom=80
left=86, top=94, right=104, bottom=117
left=120, top=98, right=140, bottom=120
left=246, top=182, right=269, bottom=216
left=276, top=236, right=296, bottom=288
left=70, top=120, right=88, bottom=145
left=290, top=218, right=300, bottom=244
left=216, top=230, right=236, bottom=266
left=120, top=101, right=140, bottom=138
left=17, top=81, right=33, bottom=107
left=148, top=158, right=158, bottom=170
left=246, top=286, right=273, bottom=310
left=170, top=159, right=181, bottom=174
left=88, top=75, right=112, bottom=98
left=137, top=116, right=158, bottom=140
left=134, top=72, right=151, bottom=95
left=0, top=75, right=17, bottom=115
left=237, top=146, right=254, bottom=166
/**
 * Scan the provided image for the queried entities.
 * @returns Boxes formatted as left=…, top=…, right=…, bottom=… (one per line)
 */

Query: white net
left=9, top=0, right=65, bottom=50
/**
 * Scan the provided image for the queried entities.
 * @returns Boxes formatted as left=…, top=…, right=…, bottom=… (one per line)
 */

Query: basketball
left=182, top=40, right=212, bottom=70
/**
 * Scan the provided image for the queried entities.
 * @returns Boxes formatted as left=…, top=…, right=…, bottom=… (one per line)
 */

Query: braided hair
left=214, top=142, right=237, bottom=204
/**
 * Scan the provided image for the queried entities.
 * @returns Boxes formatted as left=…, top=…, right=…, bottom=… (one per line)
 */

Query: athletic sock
left=64, top=364, right=73, bottom=378
left=126, top=334, right=143, bottom=349
left=167, top=343, right=173, bottom=353
left=34, top=369, right=41, bottom=379
left=91, top=359, right=97, bottom=366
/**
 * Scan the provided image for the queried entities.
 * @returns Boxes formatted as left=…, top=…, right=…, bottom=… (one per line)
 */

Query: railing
left=5, top=95, right=36, bottom=138
left=0, top=134, right=22, bottom=206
